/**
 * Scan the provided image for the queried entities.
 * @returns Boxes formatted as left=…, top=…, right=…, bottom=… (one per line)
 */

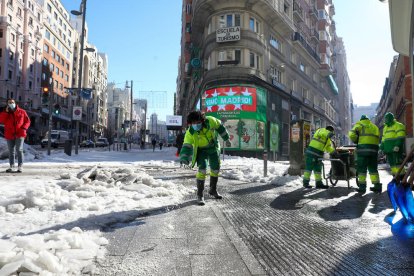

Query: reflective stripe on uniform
left=303, top=170, right=311, bottom=181
left=369, top=172, right=380, bottom=184
left=211, top=169, right=219, bottom=177
left=314, top=172, right=322, bottom=181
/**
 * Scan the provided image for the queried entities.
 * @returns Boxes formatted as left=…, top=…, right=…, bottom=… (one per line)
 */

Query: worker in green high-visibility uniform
left=303, top=126, right=335, bottom=189
left=179, top=111, right=231, bottom=205
left=380, top=112, right=406, bottom=176
left=349, top=115, right=381, bottom=193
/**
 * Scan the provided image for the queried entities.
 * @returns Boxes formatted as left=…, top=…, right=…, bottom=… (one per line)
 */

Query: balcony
left=314, top=104, right=325, bottom=113
left=310, top=28, right=319, bottom=43
left=293, top=2, right=304, bottom=22
left=304, top=98, right=313, bottom=106
left=292, top=32, right=321, bottom=63
left=291, top=90, right=302, bottom=101
left=309, top=6, right=318, bottom=20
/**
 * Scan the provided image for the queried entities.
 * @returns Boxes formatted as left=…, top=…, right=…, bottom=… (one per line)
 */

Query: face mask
left=8, top=103, right=16, bottom=110
left=192, top=123, right=202, bottom=131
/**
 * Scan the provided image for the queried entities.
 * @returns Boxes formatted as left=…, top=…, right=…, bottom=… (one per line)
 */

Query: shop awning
left=327, top=75, right=339, bottom=95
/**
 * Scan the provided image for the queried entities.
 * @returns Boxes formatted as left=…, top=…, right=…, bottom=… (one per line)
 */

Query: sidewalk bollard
left=263, top=150, right=268, bottom=177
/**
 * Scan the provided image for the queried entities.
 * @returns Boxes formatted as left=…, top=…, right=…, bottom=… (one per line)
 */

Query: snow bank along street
left=0, top=143, right=291, bottom=275
left=0, top=141, right=406, bottom=275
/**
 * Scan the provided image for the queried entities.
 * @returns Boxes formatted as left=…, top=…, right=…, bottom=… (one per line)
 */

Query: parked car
left=41, top=130, right=69, bottom=148
left=95, top=137, right=109, bottom=147
left=80, top=139, right=95, bottom=148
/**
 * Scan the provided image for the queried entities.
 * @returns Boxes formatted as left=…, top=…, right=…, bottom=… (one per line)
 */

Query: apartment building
left=0, top=0, right=44, bottom=143
left=376, top=55, right=413, bottom=137
left=40, top=0, right=76, bottom=135
left=106, top=82, right=131, bottom=143
left=176, top=0, right=350, bottom=158
left=70, top=15, right=108, bottom=141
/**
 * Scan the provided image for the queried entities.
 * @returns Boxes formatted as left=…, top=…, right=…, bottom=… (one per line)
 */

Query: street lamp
left=71, top=0, right=95, bottom=154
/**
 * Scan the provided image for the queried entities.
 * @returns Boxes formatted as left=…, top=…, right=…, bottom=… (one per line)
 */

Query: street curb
left=211, top=206, right=267, bottom=276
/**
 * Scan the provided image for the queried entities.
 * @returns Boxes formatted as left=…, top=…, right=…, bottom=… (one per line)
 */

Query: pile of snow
left=0, top=228, right=107, bottom=275
left=0, top=137, right=43, bottom=161
left=221, top=157, right=291, bottom=183
left=0, top=164, right=192, bottom=275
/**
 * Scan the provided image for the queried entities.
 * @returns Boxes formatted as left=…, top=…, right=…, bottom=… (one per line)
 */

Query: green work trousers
left=303, top=154, right=322, bottom=184
left=196, top=147, right=220, bottom=180
left=356, top=154, right=380, bottom=185
left=386, top=152, right=404, bottom=175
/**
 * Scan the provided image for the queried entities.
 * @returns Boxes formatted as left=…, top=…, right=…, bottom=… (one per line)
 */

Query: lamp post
left=130, top=80, right=133, bottom=149
left=71, top=0, right=95, bottom=154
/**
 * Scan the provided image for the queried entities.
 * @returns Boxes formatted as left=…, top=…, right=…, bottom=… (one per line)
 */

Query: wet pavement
left=98, top=164, right=414, bottom=275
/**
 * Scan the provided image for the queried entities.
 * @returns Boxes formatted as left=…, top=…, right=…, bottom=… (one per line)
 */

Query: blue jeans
left=7, top=138, right=25, bottom=167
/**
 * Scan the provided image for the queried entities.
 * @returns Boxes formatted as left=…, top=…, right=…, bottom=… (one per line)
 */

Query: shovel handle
left=396, top=147, right=414, bottom=183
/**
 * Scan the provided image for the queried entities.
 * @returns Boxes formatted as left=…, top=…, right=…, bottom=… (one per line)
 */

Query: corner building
left=177, top=0, right=349, bottom=158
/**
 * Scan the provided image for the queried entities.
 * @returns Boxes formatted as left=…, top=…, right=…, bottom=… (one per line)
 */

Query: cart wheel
left=328, top=168, right=338, bottom=186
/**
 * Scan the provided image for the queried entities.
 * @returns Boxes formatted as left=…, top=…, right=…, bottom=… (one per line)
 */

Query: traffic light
left=42, top=87, right=49, bottom=104
left=53, top=104, right=61, bottom=115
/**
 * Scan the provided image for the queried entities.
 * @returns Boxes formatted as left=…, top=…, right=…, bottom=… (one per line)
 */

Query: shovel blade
left=395, top=184, right=411, bottom=222
left=387, top=180, right=398, bottom=211
left=404, top=186, right=414, bottom=221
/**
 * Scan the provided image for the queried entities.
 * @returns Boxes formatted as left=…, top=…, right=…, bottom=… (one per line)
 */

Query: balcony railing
left=309, top=6, right=318, bottom=19
left=292, top=32, right=321, bottom=63
left=304, top=98, right=312, bottom=106
left=293, top=2, right=304, bottom=22
left=291, top=90, right=302, bottom=101
left=314, top=104, right=325, bottom=113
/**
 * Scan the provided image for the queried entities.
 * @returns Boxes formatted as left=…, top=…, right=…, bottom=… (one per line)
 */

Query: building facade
left=40, top=0, right=76, bottom=136
left=176, top=0, right=351, bottom=157
left=375, top=55, right=413, bottom=137
left=106, top=82, right=131, bottom=143
left=0, top=0, right=44, bottom=143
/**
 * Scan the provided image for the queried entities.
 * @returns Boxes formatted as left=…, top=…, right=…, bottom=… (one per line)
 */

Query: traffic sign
left=73, top=106, right=82, bottom=120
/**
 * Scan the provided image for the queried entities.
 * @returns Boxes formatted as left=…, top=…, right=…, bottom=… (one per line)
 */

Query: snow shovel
left=387, top=148, right=414, bottom=212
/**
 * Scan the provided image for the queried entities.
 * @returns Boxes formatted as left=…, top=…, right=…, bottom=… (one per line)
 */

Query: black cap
left=326, top=125, right=334, bottom=132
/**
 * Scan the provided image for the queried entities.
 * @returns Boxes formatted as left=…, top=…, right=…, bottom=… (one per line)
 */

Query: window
left=54, top=80, right=58, bottom=89
left=54, top=12, right=58, bottom=20
left=270, top=66, right=282, bottom=83
left=31, top=49, right=34, bottom=56
left=9, top=51, right=13, bottom=61
left=60, top=71, right=63, bottom=78
left=49, top=63, right=54, bottom=71
left=300, top=62, right=305, bottom=72
left=29, top=81, right=32, bottom=89
left=249, top=51, right=260, bottom=69
left=44, top=44, right=49, bottom=53
left=45, top=30, right=50, bottom=40
left=217, top=49, right=241, bottom=65
left=0, top=29, right=2, bottom=38
left=11, top=33, right=15, bottom=42
left=8, top=15, right=12, bottom=22
left=270, top=35, right=281, bottom=51
left=60, top=83, right=63, bottom=90
left=8, top=70, right=12, bottom=80
left=51, top=50, right=55, bottom=58
left=17, top=8, right=22, bottom=17
left=218, top=13, right=240, bottom=28
left=65, top=74, right=69, bottom=81
left=0, top=49, right=2, bottom=57
left=43, top=58, right=48, bottom=66
left=55, top=67, right=59, bottom=74
left=30, top=64, right=33, bottom=72
left=28, top=17, right=33, bottom=26
left=318, top=10, right=327, bottom=20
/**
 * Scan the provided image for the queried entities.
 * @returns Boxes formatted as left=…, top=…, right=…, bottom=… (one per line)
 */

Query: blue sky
left=61, top=0, right=396, bottom=119
left=333, top=0, right=397, bottom=106
left=61, top=0, right=181, bottom=121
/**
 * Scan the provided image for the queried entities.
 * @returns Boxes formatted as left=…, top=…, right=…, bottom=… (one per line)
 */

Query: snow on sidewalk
left=0, top=143, right=294, bottom=275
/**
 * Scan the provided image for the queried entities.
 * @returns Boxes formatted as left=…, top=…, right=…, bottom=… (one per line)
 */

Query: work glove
left=225, top=140, right=232, bottom=147
left=393, top=146, right=399, bottom=152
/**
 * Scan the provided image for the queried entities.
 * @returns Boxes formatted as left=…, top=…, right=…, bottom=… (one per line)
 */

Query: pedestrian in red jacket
left=0, top=98, right=31, bottom=173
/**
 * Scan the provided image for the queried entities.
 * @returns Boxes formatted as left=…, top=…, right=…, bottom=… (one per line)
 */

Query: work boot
left=357, top=183, right=367, bottom=194
left=303, top=180, right=312, bottom=189
left=196, top=180, right=205, bottom=206
left=370, top=183, right=383, bottom=194
left=315, top=180, right=329, bottom=189
left=209, top=176, right=223, bottom=199
left=5, top=165, right=14, bottom=173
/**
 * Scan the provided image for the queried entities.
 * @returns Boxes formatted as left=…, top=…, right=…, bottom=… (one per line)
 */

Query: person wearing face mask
left=0, top=98, right=31, bottom=173
left=380, top=112, right=406, bottom=177
left=179, top=111, right=231, bottom=205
